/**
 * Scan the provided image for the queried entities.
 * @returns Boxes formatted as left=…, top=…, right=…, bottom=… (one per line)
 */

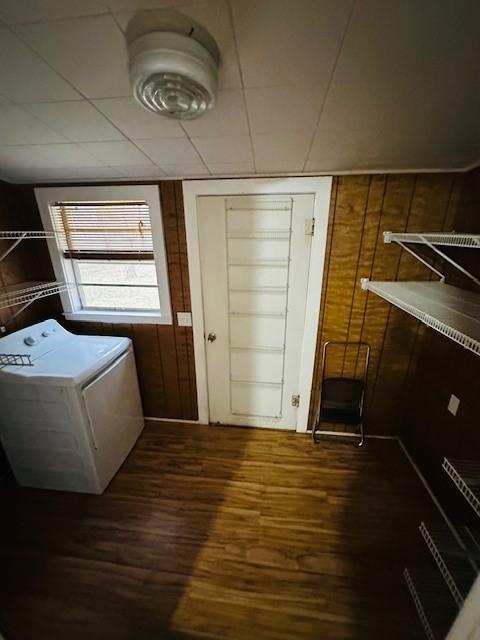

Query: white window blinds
left=50, top=200, right=153, bottom=258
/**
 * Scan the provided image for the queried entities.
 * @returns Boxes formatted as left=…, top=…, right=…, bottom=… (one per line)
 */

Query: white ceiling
left=0, top=0, right=478, bottom=183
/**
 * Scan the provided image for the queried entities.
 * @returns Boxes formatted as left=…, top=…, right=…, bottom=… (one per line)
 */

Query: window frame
left=35, top=185, right=172, bottom=325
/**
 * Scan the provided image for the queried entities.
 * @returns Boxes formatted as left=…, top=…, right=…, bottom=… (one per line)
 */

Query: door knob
left=207, top=332, right=217, bottom=343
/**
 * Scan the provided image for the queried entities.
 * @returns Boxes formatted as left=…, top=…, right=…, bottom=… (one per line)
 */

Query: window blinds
left=50, top=201, right=153, bottom=259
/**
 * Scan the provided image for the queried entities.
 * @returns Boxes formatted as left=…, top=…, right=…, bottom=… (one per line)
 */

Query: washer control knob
left=24, top=336, right=37, bottom=346
left=41, top=330, right=51, bottom=337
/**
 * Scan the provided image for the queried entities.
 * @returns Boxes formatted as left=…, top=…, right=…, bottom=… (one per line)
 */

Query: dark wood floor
left=0, top=422, right=441, bottom=640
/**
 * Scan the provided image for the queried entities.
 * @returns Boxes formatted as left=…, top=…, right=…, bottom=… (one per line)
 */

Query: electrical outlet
left=177, top=312, right=192, bottom=327
left=448, top=394, right=460, bottom=416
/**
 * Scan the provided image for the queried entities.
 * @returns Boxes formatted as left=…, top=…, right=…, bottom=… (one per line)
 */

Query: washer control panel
left=0, top=319, right=71, bottom=363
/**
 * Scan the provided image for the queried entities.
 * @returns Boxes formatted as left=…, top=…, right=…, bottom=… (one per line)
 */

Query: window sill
left=64, top=310, right=171, bottom=325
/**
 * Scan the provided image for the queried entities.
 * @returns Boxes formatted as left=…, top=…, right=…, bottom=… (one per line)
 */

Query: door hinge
left=291, top=394, right=300, bottom=407
left=305, top=218, right=315, bottom=236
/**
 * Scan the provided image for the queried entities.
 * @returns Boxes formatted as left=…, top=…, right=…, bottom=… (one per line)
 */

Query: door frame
left=183, top=177, right=332, bottom=433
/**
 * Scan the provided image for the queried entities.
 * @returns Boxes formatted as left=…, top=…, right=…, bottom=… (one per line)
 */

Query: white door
left=198, top=194, right=314, bottom=430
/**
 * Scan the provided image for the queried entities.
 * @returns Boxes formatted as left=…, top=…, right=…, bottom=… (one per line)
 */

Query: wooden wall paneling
left=359, top=175, right=416, bottom=433
left=155, top=324, right=181, bottom=418
left=368, top=174, right=460, bottom=434
left=159, top=182, right=192, bottom=420
left=318, top=177, right=370, bottom=374
left=399, top=168, right=480, bottom=522
left=387, top=174, right=464, bottom=433
left=343, top=175, right=386, bottom=377
left=133, top=324, right=167, bottom=418
left=313, top=176, right=371, bottom=431
left=451, top=169, right=480, bottom=232
left=440, top=171, right=480, bottom=290
left=402, top=329, right=480, bottom=524
left=307, top=173, right=470, bottom=436
left=175, top=181, right=197, bottom=420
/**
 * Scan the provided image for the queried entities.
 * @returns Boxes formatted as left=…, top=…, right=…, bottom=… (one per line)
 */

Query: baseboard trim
left=147, top=420, right=401, bottom=436
left=312, top=429, right=397, bottom=440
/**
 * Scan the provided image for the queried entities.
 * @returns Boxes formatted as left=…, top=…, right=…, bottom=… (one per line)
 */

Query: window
left=35, top=186, right=172, bottom=324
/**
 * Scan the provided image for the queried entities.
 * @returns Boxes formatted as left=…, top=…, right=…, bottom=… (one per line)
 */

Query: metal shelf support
left=384, top=231, right=480, bottom=288
left=0, top=231, right=55, bottom=263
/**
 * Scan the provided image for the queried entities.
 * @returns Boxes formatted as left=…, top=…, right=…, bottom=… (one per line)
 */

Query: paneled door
left=198, top=194, right=314, bottom=430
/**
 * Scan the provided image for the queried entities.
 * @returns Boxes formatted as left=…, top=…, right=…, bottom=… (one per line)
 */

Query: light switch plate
left=448, top=394, right=460, bottom=416
left=177, top=312, right=192, bottom=327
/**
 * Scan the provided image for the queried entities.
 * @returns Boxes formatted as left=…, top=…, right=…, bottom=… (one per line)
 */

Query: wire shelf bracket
left=443, top=458, right=480, bottom=518
left=383, top=231, right=480, bottom=288
left=0, top=230, right=55, bottom=263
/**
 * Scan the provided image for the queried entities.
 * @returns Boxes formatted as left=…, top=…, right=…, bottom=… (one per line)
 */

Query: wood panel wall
left=308, top=172, right=466, bottom=435
left=399, top=168, right=480, bottom=524
left=66, top=181, right=197, bottom=421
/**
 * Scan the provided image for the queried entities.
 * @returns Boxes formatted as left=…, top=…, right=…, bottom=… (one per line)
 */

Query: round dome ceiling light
left=128, top=25, right=220, bottom=120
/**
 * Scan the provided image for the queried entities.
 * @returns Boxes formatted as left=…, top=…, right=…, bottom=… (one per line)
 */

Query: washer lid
left=23, top=335, right=130, bottom=386
left=0, top=321, right=130, bottom=386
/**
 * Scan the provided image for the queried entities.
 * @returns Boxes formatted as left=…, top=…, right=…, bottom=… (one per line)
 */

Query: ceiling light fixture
left=127, top=15, right=220, bottom=120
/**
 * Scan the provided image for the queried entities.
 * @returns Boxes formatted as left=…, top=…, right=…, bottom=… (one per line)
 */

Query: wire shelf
left=404, top=568, right=457, bottom=640
left=0, top=353, right=33, bottom=367
left=384, top=232, right=480, bottom=248
left=0, top=281, right=66, bottom=310
left=419, top=522, right=479, bottom=607
left=361, top=280, right=480, bottom=356
left=443, top=459, right=480, bottom=518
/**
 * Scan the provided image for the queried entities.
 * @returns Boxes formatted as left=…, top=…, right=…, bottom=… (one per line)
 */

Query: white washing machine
left=0, top=319, right=144, bottom=494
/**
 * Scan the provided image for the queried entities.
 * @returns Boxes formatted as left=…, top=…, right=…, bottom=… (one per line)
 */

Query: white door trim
left=183, top=177, right=332, bottom=432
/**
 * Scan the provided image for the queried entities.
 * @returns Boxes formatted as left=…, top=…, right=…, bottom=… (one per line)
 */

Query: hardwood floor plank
left=0, top=422, right=439, bottom=640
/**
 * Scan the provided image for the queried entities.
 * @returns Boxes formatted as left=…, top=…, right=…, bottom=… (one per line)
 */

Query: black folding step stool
left=312, top=341, right=371, bottom=447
